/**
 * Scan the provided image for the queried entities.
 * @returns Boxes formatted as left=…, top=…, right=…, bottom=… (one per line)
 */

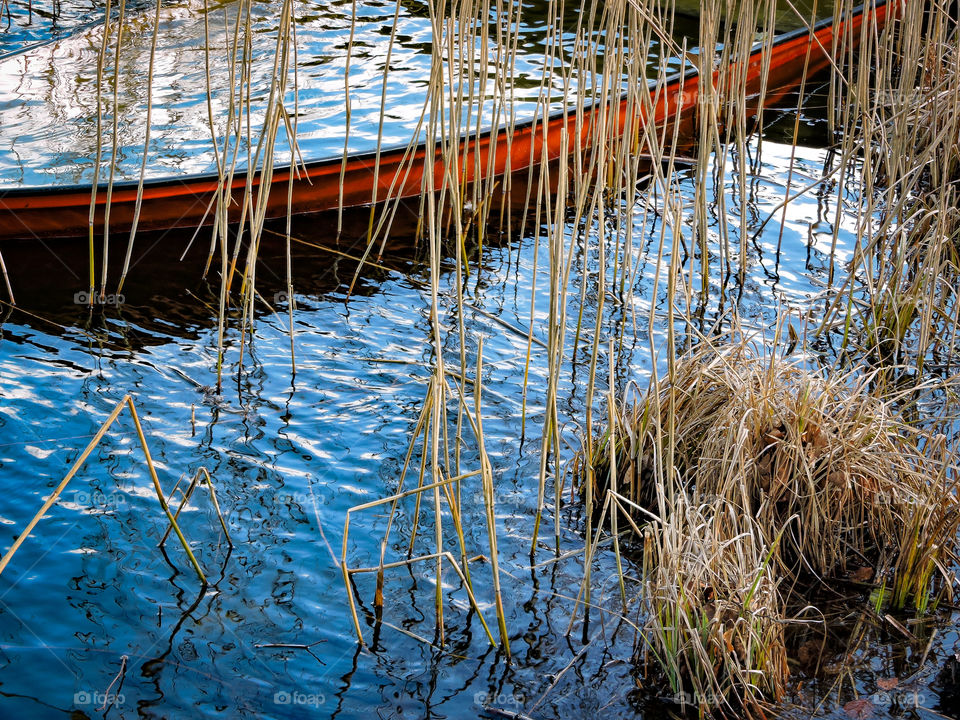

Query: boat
left=0, top=0, right=897, bottom=242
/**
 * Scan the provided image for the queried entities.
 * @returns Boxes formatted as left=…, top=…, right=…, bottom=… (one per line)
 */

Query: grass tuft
left=586, top=338, right=960, bottom=710
left=643, top=496, right=789, bottom=716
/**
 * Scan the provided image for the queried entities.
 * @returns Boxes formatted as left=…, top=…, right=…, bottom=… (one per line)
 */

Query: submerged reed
left=0, top=395, right=231, bottom=586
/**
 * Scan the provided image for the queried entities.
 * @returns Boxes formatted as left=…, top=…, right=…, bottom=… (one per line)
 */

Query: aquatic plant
left=586, top=336, right=960, bottom=710
left=0, top=395, right=231, bottom=585
left=818, top=3, right=960, bottom=376
left=572, top=0, right=960, bottom=709
left=333, top=0, right=960, bottom=709
left=642, top=497, right=789, bottom=716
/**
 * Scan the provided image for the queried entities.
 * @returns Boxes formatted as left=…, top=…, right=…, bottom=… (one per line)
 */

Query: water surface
left=1, top=119, right=957, bottom=718
left=0, top=4, right=957, bottom=720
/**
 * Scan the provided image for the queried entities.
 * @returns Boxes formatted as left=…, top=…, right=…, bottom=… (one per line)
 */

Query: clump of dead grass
left=586, top=339, right=959, bottom=714
left=643, top=496, right=789, bottom=715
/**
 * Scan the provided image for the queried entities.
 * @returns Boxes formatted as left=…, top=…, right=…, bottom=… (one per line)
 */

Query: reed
left=55, top=0, right=960, bottom=711
left=586, top=335, right=959, bottom=706
left=592, top=339, right=957, bottom=575
left=643, top=496, right=789, bottom=715
left=817, top=0, right=960, bottom=376
left=578, top=0, right=960, bottom=708
left=0, top=395, right=230, bottom=586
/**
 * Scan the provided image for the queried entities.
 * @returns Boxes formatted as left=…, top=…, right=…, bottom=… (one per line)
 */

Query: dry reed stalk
left=0, top=395, right=220, bottom=585
left=340, top=471, right=496, bottom=648
left=117, top=0, right=162, bottom=294
left=0, top=249, right=13, bottom=304
left=99, top=0, right=127, bottom=300
left=159, top=466, right=233, bottom=549
left=87, top=0, right=112, bottom=307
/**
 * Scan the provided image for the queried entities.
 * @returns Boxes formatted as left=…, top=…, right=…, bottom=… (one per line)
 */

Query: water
left=0, top=0, right=128, bottom=59
left=0, top=121, right=957, bottom=718
left=1, top=4, right=959, bottom=720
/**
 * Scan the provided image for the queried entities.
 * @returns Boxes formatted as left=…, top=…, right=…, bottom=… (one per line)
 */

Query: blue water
left=0, top=122, right=956, bottom=718
left=1, top=4, right=958, bottom=720
left=0, top=0, right=123, bottom=59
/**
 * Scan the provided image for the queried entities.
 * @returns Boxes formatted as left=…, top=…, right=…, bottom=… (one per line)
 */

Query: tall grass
left=582, top=0, right=960, bottom=708
left=67, top=0, right=960, bottom=711
left=344, top=0, right=960, bottom=704
left=817, top=0, right=960, bottom=376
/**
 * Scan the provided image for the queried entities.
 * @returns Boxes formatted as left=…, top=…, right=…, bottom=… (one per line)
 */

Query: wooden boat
left=0, top=0, right=897, bottom=242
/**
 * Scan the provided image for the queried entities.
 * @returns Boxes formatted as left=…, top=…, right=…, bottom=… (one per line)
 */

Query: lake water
left=0, top=2, right=957, bottom=719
